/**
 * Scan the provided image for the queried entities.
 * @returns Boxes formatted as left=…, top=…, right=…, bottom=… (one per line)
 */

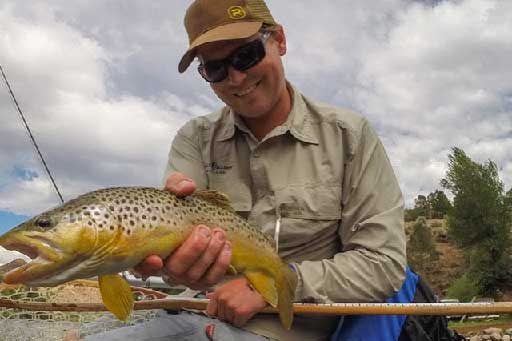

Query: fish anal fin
left=245, top=270, right=278, bottom=308
left=193, top=191, right=234, bottom=211
left=98, top=274, right=134, bottom=321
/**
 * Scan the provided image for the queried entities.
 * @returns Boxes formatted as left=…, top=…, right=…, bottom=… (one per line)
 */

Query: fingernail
left=199, top=226, right=210, bottom=238
left=215, top=231, right=225, bottom=242
left=223, top=242, right=231, bottom=252
left=175, top=179, right=192, bottom=192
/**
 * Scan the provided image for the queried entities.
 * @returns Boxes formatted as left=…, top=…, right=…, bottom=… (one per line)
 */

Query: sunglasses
left=197, top=31, right=272, bottom=83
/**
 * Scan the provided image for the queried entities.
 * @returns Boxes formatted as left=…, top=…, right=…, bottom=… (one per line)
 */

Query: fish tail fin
left=276, top=263, right=297, bottom=330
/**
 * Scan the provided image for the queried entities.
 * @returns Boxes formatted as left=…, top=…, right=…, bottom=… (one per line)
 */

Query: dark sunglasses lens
left=198, top=38, right=266, bottom=83
left=200, top=60, right=227, bottom=83
left=231, top=40, right=265, bottom=71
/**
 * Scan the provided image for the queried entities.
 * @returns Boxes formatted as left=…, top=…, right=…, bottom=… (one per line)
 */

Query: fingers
left=165, top=225, right=212, bottom=275
left=206, top=291, right=217, bottom=317
left=164, top=225, right=232, bottom=288
left=202, top=241, right=231, bottom=285
left=186, top=229, right=231, bottom=284
left=165, top=173, right=196, bottom=197
left=206, top=278, right=267, bottom=328
left=133, top=255, right=164, bottom=279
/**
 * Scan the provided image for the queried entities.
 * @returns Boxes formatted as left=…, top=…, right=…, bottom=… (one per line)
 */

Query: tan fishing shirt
left=163, top=84, right=406, bottom=340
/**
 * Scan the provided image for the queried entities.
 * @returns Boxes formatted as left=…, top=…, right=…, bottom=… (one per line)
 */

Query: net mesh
left=0, top=280, right=168, bottom=340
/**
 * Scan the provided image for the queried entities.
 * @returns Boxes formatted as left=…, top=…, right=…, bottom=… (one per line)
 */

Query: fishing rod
left=1, top=297, right=512, bottom=316
left=0, top=64, right=64, bottom=204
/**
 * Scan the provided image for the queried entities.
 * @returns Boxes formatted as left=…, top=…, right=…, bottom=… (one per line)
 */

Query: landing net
left=0, top=280, right=167, bottom=340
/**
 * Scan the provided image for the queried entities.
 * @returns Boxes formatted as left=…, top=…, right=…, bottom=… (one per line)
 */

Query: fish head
left=0, top=199, right=106, bottom=286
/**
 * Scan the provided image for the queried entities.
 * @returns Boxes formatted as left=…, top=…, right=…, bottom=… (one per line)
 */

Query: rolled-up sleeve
left=295, top=120, right=406, bottom=303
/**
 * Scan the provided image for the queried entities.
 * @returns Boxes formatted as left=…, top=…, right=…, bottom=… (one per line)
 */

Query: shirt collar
left=215, top=82, right=319, bottom=145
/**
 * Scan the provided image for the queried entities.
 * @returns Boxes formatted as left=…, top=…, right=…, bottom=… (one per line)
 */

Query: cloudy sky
left=0, top=0, right=511, bottom=234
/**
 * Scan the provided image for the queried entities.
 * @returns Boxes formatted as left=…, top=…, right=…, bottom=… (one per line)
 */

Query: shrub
left=446, top=274, right=479, bottom=302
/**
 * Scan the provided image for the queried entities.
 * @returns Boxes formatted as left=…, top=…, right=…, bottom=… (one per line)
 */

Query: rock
left=491, top=332, right=502, bottom=340
left=506, top=329, right=512, bottom=336
left=469, top=337, right=480, bottom=341
left=485, top=328, right=503, bottom=335
left=481, top=335, right=491, bottom=340
left=502, top=335, right=511, bottom=341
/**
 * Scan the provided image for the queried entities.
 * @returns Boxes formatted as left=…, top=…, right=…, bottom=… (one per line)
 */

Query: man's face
left=196, top=28, right=288, bottom=119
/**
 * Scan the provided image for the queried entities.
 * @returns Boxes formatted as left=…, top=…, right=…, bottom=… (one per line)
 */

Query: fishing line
left=0, top=64, right=64, bottom=204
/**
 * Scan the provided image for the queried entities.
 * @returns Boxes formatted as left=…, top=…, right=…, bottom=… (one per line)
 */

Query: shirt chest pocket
left=273, top=183, right=342, bottom=259
left=275, top=184, right=342, bottom=220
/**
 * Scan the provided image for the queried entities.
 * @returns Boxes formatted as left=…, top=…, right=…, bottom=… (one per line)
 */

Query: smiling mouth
left=234, top=81, right=260, bottom=97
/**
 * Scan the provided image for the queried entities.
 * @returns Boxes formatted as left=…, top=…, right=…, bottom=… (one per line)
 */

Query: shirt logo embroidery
left=227, top=6, right=246, bottom=20
left=206, top=162, right=233, bottom=175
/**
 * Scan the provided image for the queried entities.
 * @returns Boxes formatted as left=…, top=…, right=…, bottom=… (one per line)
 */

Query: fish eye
left=35, top=218, right=53, bottom=228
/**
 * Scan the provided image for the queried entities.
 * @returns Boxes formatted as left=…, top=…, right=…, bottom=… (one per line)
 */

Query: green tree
left=414, top=195, right=430, bottom=218
left=407, top=217, right=439, bottom=272
left=427, top=190, right=452, bottom=218
left=440, top=147, right=511, bottom=294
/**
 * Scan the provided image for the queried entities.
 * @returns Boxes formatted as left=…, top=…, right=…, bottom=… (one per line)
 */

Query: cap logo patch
left=228, top=6, right=246, bottom=20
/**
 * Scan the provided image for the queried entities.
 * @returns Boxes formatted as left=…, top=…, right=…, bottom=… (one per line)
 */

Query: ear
left=273, top=26, right=287, bottom=56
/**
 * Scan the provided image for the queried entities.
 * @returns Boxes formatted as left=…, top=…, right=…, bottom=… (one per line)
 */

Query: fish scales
left=0, top=187, right=297, bottom=329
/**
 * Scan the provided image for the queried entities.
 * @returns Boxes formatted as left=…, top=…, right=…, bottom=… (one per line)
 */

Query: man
left=77, top=0, right=406, bottom=340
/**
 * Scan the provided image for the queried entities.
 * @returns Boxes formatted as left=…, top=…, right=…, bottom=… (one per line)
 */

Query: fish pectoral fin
left=193, top=190, right=234, bottom=212
left=245, top=270, right=278, bottom=308
left=98, top=274, right=134, bottom=321
left=226, top=264, right=238, bottom=276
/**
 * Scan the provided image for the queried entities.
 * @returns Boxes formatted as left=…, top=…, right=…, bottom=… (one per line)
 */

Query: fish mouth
left=0, top=234, right=67, bottom=285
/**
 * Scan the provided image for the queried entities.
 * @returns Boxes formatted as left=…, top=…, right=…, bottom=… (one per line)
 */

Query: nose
left=226, top=66, right=247, bottom=86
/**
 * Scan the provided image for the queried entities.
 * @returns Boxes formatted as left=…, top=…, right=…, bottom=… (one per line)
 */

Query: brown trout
left=0, top=187, right=297, bottom=328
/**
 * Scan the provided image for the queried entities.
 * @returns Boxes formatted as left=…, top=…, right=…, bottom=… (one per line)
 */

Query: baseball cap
left=178, top=0, right=278, bottom=73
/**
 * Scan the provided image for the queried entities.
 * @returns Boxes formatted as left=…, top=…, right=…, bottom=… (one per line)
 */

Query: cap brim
left=178, top=21, right=263, bottom=73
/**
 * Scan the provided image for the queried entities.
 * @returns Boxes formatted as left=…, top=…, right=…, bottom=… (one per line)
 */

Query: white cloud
left=0, top=0, right=510, bottom=216
left=0, top=1, right=205, bottom=215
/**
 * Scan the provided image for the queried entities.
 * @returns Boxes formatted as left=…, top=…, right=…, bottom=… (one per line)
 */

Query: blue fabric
left=330, top=267, right=419, bottom=341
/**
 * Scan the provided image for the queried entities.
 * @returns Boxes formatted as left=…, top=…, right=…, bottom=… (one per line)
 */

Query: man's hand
left=134, top=173, right=232, bottom=290
left=206, top=277, right=268, bottom=327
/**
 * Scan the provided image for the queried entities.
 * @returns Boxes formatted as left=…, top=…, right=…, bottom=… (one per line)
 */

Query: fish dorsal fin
left=193, top=190, right=234, bottom=211
left=98, top=273, right=134, bottom=321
